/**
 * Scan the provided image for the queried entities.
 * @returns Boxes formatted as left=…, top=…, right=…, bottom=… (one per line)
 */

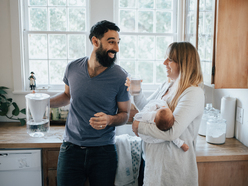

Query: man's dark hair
left=89, top=20, right=120, bottom=43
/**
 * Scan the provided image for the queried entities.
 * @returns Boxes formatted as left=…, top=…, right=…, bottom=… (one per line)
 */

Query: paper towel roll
left=220, top=96, right=236, bottom=138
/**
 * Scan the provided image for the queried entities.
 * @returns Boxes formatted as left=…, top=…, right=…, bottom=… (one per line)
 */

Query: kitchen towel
left=115, top=134, right=142, bottom=186
left=220, top=96, right=236, bottom=138
left=115, top=134, right=134, bottom=186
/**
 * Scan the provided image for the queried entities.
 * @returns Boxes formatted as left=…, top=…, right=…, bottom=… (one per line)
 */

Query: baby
left=134, top=99, right=189, bottom=152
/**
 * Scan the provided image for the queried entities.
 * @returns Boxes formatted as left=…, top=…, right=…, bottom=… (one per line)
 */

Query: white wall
left=0, top=0, right=248, bottom=147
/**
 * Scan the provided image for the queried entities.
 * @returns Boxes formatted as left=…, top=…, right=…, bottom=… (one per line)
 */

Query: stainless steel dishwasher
left=0, top=149, right=42, bottom=186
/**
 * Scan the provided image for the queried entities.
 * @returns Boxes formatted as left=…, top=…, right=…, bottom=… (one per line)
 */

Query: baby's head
left=154, top=108, right=174, bottom=131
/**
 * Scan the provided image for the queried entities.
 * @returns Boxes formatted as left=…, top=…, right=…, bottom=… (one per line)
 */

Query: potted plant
left=0, top=86, right=26, bottom=125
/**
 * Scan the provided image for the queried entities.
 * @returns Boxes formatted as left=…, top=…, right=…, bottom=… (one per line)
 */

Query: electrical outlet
left=236, top=106, right=244, bottom=124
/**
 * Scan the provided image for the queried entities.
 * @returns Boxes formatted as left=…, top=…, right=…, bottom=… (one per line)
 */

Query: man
left=50, top=20, right=131, bottom=186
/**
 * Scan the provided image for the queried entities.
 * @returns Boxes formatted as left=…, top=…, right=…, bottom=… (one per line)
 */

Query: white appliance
left=0, top=149, right=42, bottom=186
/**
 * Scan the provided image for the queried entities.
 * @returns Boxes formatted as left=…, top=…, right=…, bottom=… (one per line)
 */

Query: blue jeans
left=57, top=141, right=118, bottom=186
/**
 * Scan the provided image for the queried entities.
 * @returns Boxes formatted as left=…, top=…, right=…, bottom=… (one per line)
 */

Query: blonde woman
left=126, top=42, right=204, bottom=185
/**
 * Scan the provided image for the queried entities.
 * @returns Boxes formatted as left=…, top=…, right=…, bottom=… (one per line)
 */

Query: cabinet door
left=43, top=148, right=60, bottom=186
left=47, top=170, right=57, bottom=186
left=214, top=0, right=248, bottom=88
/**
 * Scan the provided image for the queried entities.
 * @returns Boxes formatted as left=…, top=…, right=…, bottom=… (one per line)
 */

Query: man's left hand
left=89, top=112, right=110, bottom=130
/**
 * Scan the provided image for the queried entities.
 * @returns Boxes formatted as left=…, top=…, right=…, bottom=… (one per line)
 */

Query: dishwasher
left=0, top=149, right=42, bottom=186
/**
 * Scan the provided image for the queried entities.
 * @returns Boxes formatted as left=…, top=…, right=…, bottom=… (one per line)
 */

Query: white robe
left=133, top=82, right=204, bottom=186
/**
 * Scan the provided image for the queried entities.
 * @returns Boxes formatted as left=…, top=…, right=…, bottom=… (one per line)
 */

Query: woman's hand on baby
left=132, top=120, right=140, bottom=137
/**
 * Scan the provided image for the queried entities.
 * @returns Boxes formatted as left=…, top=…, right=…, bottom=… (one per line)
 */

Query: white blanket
left=115, top=134, right=142, bottom=186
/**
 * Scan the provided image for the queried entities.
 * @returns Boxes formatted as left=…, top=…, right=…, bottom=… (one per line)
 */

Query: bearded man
left=50, top=20, right=131, bottom=186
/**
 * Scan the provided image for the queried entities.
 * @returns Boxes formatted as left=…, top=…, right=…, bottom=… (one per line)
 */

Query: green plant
left=0, top=86, right=26, bottom=125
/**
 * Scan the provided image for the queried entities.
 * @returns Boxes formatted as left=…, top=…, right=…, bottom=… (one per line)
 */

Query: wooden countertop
left=1, top=122, right=248, bottom=162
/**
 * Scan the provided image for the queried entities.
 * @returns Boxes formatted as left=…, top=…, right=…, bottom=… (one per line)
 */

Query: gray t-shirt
left=63, top=57, right=130, bottom=146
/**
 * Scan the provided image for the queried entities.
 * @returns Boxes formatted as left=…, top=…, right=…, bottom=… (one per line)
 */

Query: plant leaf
left=7, top=98, right=12, bottom=102
left=0, top=89, right=7, bottom=94
left=0, top=94, right=6, bottom=99
left=0, top=86, right=9, bottom=90
left=20, top=108, right=26, bottom=115
left=12, top=102, right=20, bottom=116
left=19, top=119, right=26, bottom=126
left=0, top=102, right=9, bottom=116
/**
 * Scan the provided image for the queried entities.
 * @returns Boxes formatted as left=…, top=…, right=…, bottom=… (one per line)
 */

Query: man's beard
left=95, top=44, right=117, bottom=67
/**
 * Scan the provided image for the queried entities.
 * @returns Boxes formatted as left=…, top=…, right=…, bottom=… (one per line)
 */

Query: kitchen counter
left=1, top=122, right=247, bottom=185
left=1, top=122, right=248, bottom=162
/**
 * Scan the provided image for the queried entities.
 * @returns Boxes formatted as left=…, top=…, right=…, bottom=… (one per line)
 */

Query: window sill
left=13, top=90, right=64, bottom=95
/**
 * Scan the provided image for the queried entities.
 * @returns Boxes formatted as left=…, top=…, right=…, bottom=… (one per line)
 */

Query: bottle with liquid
left=198, top=103, right=219, bottom=136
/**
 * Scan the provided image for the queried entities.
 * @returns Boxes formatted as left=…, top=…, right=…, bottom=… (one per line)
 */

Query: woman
left=126, top=42, right=204, bottom=185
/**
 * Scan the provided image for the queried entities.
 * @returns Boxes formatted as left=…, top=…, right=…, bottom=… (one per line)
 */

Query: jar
left=198, top=103, right=219, bottom=136
left=206, top=116, right=226, bottom=144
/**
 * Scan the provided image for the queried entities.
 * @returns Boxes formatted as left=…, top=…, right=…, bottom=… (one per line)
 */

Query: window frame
left=22, top=0, right=89, bottom=91
left=114, top=0, right=184, bottom=92
left=184, top=0, right=216, bottom=86
left=11, top=0, right=184, bottom=94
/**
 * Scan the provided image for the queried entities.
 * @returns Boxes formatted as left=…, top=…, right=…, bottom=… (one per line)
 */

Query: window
left=115, top=0, right=181, bottom=90
left=185, top=0, right=215, bottom=85
left=22, top=0, right=88, bottom=90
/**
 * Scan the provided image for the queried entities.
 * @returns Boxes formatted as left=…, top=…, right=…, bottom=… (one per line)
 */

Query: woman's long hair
left=166, top=42, right=203, bottom=112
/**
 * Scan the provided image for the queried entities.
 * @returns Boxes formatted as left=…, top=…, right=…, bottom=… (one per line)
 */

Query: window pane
left=138, top=0, right=154, bottom=9
left=29, top=34, right=47, bottom=59
left=138, top=11, right=153, bottom=33
left=156, top=36, right=172, bottom=59
left=68, top=35, right=86, bottom=59
left=49, top=60, right=67, bottom=84
left=120, top=0, right=135, bottom=8
left=189, top=12, right=195, bottom=34
left=206, top=36, right=212, bottom=60
left=68, top=0, right=85, bottom=6
left=29, top=8, right=47, bottom=31
left=29, top=60, right=48, bottom=84
left=205, top=12, right=213, bottom=34
left=189, top=36, right=196, bottom=47
left=138, top=61, right=153, bottom=83
left=119, top=60, right=135, bottom=75
left=156, top=62, right=167, bottom=83
left=189, top=0, right=196, bottom=10
left=156, top=11, right=172, bottom=33
left=201, top=61, right=212, bottom=84
left=120, top=35, right=136, bottom=59
left=49, top=0, right=66, bottom=5
left=138, top=36, right=154, bottom=59
left=198, top=35, right=205, bottom=60
left=49, top=8, right=66, bottom=31
left=49, top=34, right=66, bottom=59
left=69, top=8, right=86, bottom=31
left=199, top=0, right=205, bottom=11
left=120, top=10, right=135, bottom=32
left=206, top=0, right=213, bottom=10
left=198, top=12, right=204, bottom=34
left=29, top=0, right=47, bottom=6
left=156, top=0, right=172, bottom=9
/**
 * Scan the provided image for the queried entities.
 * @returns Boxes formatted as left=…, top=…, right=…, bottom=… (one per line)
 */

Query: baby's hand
left=181, top=143, right=189, bottom=152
